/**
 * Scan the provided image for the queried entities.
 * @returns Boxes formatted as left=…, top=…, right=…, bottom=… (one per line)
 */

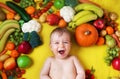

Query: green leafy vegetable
left=64, top=0, right=79, bottom=8
left=23, top=31, right=42, bottom=48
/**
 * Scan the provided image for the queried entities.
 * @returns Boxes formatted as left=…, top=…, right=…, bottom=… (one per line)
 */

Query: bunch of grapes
left=9, top=29, right=24, bottom=46
left=104, top=46, right=120, bottom=66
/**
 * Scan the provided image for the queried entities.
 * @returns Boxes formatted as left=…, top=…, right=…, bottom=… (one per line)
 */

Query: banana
left=0, top=20, right=20, bottom=39
left=72, top=10, right=93, bottom=21
left=0, top=29, right=15, bottom=53
left=74, top=3, right=103, bottom=17
left=68, top=12, right=97, bottom=29
left=0, top=20, right=18, bottom=29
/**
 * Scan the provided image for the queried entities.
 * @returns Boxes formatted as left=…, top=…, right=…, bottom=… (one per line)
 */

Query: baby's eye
left=63, top=41, right=69, bottom=44
left=54, top=42, right=59, bottom=44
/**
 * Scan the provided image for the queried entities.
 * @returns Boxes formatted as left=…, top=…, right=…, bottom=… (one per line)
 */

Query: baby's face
left=50, top=32, right=71, bottom=59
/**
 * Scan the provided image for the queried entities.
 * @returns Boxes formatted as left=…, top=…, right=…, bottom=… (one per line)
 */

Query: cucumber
left=6, top=1, right=31, bottom=22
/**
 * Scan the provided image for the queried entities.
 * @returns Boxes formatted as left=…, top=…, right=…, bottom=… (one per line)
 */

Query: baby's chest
left=49, top=60, right=77, bottom=79
left=50, top=61, right=76, bottom=73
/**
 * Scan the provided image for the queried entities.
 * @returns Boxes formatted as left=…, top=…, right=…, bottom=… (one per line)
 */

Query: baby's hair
left=50, top=27, right=71, bottom=39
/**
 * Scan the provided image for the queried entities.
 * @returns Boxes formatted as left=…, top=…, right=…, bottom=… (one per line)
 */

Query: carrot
left=111, top=34, right=120, bottom=47
left=25, top=6, right=35, bottom=15
left=96, top=36, right=105, bottom=45
left=0, top=2, right=16, bottom=14
left=58, top=19, right=67, bottom=28
left=6, top=12, right=15, bottom=20
left=1, top=72, right=7, bottom=79
left=5, top=41, right=15, bottom=51
left=0, top=49, right=7, bottom=56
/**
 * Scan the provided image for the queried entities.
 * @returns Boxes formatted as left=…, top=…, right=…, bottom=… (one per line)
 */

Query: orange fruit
left=58, top=19, right=67, bottom=28
left=5, top=41, right=15, bottom=51
left=6, top=12, right=15, bottom=20
left=10, top=50, right=20, bottom=58
left=106, top=26, right=114, bottom=35
left=96, top=37, right=105, bottom=45
left=25, top=6, right=35, bottom=15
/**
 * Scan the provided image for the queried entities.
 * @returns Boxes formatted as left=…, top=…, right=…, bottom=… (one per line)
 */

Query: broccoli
left=23, top=31, right=42, bottom=48
left=64, top=0, right=79, bottom=8
left=23, top=32, right=30, bottom=41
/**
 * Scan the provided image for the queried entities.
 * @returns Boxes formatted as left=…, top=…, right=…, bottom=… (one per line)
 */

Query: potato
left=0, top=54, right=10, bottom=62
left=0, top=8, right=6, bottom=21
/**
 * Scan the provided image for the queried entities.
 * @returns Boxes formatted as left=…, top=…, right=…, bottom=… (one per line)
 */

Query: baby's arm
left=40, top=57, right=52, bottom=79
left=73, top=56, right=85, bottom=79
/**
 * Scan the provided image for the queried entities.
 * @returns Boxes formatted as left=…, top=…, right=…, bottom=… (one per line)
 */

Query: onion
left=17, top=41, right=32, bottom=54
left=112, top=57, right=120, bottom=71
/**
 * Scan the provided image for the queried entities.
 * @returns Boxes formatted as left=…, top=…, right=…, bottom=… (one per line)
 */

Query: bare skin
left=40, top=28, right=85, bottom=79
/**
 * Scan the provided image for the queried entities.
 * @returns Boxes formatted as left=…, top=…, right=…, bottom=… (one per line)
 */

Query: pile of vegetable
left=0, top=0, right=120, bottom=78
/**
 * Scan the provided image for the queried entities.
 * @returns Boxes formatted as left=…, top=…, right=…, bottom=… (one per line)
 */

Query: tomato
left=54, top=0, right=65, bottom=9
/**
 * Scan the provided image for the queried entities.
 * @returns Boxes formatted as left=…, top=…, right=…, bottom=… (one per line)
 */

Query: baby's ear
left=49, top=43, right=52, bottom=48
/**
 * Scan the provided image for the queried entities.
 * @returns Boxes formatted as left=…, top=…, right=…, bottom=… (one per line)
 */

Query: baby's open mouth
left=58, top=50, right=65, bottom=55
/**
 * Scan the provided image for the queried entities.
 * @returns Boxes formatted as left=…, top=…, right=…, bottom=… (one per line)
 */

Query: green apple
left=17, top=55, right=32, bottom=68
left=54, top=0, right=65, bottom=9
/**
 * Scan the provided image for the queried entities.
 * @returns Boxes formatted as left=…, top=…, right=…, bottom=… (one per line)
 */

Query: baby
left=40, top=27, right=85, bottom=79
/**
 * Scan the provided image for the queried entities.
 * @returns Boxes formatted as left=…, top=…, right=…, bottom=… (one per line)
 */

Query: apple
left=46, top=14, right=60, bottom=25
left=4, top=57, right=16, bottom=70
left=17, top=55, right=32, bottom=68
left=93, top=19, right=105, bottom=30
left=54, top=0, right=65, bottom=9
left=112, top=57, right=120, bottom=71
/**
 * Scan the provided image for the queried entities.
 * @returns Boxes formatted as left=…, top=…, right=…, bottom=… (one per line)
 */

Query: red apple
left=4, top=57, right=16, bottom=70
left=46, top=14, right=60, bottom=25
left=93, top=19, right=105, bottom=30
left=112, top=57, right=120, bottom=71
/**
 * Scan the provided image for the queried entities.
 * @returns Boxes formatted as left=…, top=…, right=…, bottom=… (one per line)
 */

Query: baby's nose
left=59, top=43, right=64, bottom=47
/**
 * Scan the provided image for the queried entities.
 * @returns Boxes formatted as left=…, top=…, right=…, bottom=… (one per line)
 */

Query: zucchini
left=6, top=1, right=31, bottom=22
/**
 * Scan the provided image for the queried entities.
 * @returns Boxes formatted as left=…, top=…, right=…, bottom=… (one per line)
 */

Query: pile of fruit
left=85, top=67, right=95, bottom=79
left=0, top=0, right=120, bottom=78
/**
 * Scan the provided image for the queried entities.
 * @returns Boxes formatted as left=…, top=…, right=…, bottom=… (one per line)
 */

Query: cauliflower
left=22, top=20, right=41, bottom=33
left=60, top=6, right=75, bottom=23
